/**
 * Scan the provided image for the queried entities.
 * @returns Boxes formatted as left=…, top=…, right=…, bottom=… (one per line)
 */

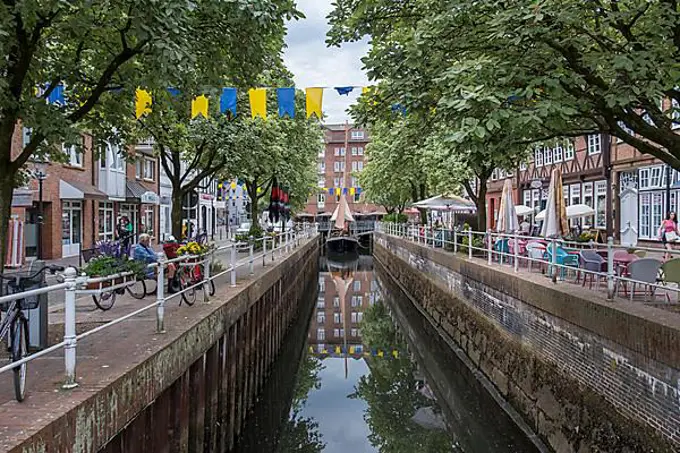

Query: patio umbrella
left=540, top=169, right=569, bottom=237
left=515, top=205, right=533, bottom=217
left=412, top=194, right=476, bottom=213
left=536, top=203, right=596, bottom=221
left=496, top=179, right=519, bottom=233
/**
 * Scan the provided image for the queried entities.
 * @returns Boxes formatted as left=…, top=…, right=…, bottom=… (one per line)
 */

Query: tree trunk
left=171, top=189, right=185, bottom=239
left=476, top=180, right=488, bottom=232
left=248, top=184, right=260, bottom=228
left=0, top=174, right=14, bottom=286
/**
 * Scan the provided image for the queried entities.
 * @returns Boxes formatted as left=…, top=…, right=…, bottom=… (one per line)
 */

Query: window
left=351, top=328, right=358, bottom=337
left=544, top=146, right=553, bottom=165
left=619, top=171, right=638, bottom=193
left=587, top=134, right=601, bottom=155
left=534, top=148, right=543, bottom=167
left=317, top=344, right=325, bottom=353
left=519, top=161, right=527, bottom=171
left=357, top=295, right=363, bottom=305
left=639, top=168, right=650, bottom=189
left=358, top=147, right=364, bottom=155
left=354, top=193, right=361, bottom=203
left=351, top=130, right=364, bottom=139
left=63, top=143, right=82, bottom=167
left=333, top=296, right=339, bottom=307
left=334, top=147, right=345, bottom=156
left=334, top=312, right=341, bottom=324
left=135, top=160, right=142, bottom=178
left=523, top=191, right=531, bottom=207
left=317, top=298, right=325, bottom=308
left=652, top=193, right=663, bottom=238
left=353, top=280, right=361, bottom=291
left=22, top=127, right=32, bottom=146
left=318, top=177, right=325, bottom=188
left=318, top=162, right=325, bottom=172
left=595, top=181, right=607, bottom=228
left=351, top=312, right=358, bottom=323
left=334, top=329, right=340, bottom=337
left=317, top=194, right=325, bottom=207
left=352, top=161, right=358, bottom=172
left=143, top=159, right=155, bottom=181
left=143, top=207, right=154, bottom=235
left=583, top=183, right=593, bottom=227
left=334, top=147, right=341, bottom=156
left=564, top=141, right=575, bottom=160
left=317, top=312, right=325, bottom=324
left=318, top=148, right=325, bottom=158
left=351, top=147, right=358, bottom=156
left=358, top=162, right=363, bottom=171
left=333, top=177, right=341, bottom=187
left=98, top=202, right=114, bottom=240
left=640, top=193, right=651, bottom=238
left=351, top=295, right=358, bottom=307
left=319, top=277, right=325, bottom=292
left=650, top=166, right=663, bottom=188
left=553, top=145, right=563, bottom=163
left=334, top=161, right=340, bottom=172
left=351, top=177, right=358, bottom=187
left=317, top=329, right=325, bottom=341
left=491, top=169, right=498, bottom=181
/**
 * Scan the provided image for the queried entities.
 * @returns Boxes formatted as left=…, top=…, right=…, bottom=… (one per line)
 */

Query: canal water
left=234, top=254, right=541, bottom=452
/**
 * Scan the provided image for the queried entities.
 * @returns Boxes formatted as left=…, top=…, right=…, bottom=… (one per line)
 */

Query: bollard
left=262, top=236, right=267, bottom=267
left=202, top=252, right=211, bottom=303
left=156, top=262, right=166, bottom=332
left=230, top=243, right=236, bottom=287
left=551, top=238, right=558, bottom=283
left=63, top=267, right=78, bottom=389
left=468, top=230, right=473, bottom=259
left=513, top=233, right=519, bottom=272
left=487, top=231, right=493, bottom=265
left=249, top=235, right=254, bottom=275
left=453, top=228, right=458, bottom=253
left=607, top=236, right=615, bottom=299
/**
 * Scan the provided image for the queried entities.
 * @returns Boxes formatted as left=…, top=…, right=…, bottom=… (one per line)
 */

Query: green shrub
left=383, top=213, right=408, bottom=223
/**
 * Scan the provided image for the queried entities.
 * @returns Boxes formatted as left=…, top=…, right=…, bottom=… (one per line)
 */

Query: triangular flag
left=249, top=88, right=267, bottom=119
left=362, top=87, right=370, bottom=95
left=335, top=188, right=341, bottom=196
left=335, top=346, right=341, bottom=354
left=135, top=88, right=152, bottom=119
left=305, top=87, right=323, bottom=119
left=191, top=95, right=209, bottom=119
left=349, top=346, right=355, bottom=354
left=47, top=84, right=65, bottom=105
left=220, top=87, right=237, bottom=117
left=335, top=86, right=354, bottom=96
left=342, top=188, right=348, bottom=195
left=349, top=187, right=356, bottom=195
left=167, top=87, right=181, bottom=97
left=357, top=188, right=362, bottom=195
left=328, top=188, right=334, bottom=196
left=230, top=181, right=237, bottom=189
left=277, top=88, right=296, bottom=118
left=392, top=350, right=399, bottom=358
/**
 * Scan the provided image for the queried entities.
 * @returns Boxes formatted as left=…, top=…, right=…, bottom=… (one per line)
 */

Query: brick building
left=301, top=123, right=384, bottom=220
left=485, top=129, right=680, bottom=244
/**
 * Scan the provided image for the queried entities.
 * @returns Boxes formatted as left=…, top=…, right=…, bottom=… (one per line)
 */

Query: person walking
left=658, top=212, right=679, bottom=260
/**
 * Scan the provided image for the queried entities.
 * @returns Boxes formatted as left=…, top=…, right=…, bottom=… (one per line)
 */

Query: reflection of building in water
left=308, top=266, right=380, bottom=356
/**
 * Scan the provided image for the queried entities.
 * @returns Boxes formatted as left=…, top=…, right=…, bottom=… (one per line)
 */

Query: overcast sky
left=283, top=0, right=370, bottom=125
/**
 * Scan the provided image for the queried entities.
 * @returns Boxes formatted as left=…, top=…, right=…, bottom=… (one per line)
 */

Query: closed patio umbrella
left=540, top=169, right=569, bottom=237
left=496, top=179, right=519, bottom=233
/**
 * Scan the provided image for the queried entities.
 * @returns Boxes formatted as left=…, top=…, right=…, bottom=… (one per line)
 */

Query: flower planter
left=86, top=276, right=125, bottom=291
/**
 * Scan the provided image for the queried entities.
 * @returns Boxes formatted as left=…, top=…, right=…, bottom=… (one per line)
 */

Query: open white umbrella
left=413, top=194, right=476, bottom=213
left=515, top=205, right=533, bottom=217
left=536, top=203, right=595, bottom=221
left=539, top=169, right=569, bottom=237
left=496, top=179, right=519, bottom=232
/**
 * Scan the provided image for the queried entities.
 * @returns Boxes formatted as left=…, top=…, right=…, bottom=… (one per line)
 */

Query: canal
left=233, top=254, right=543, bottom=452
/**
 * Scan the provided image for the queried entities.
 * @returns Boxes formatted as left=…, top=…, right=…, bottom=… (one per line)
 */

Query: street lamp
left=34, top=160, right=48, bottom=260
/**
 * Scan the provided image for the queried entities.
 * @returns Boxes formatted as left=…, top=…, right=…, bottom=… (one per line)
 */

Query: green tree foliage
left=0, top=0, right=300, bottom=261
left=353, top=301, right=452, bottom=452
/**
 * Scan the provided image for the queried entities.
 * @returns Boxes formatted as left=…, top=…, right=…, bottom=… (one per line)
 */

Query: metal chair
left=660, top=258, right=680, bottom=302
left=627, top=258, right=663, bottom=301
left=546, top=246, right=579, bottom=280
left=578, top=250, right=606, bottom=289
left=526, top=241, right=546, bottom=273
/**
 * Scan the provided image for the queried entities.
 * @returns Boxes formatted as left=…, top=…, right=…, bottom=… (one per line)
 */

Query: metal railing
left=375, top=222, right=680, bottom=305
left=0, top=224, right=318, bottom=389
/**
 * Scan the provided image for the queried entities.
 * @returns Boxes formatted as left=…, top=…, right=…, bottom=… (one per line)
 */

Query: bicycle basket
left=0, top=276, right=42, bottom=311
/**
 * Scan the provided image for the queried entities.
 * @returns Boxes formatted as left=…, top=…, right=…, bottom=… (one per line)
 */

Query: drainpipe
left=666, top=164, right=672, bottom=215
left=603, top=133, right=614, bottom=239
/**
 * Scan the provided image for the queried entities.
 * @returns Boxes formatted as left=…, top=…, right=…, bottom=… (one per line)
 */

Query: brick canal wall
left=375, top=233, right=680, bottom=453
left=7, top=238, right=319, bottom=453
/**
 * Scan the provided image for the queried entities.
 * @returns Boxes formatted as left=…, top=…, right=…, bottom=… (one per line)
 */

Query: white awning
left=60, top=180, right=107, bottom=200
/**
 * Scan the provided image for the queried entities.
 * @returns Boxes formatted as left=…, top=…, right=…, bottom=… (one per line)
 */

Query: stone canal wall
left=375, top=233, right=680, bottom=453
left=8, top=237, right=319, bottom=453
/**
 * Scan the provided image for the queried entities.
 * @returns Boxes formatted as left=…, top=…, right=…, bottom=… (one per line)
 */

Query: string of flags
left=309, top=345, right=401, bottom=359
left=323, top=187, right=362, bottom=196
left=39, top=82, right=408, bottom=120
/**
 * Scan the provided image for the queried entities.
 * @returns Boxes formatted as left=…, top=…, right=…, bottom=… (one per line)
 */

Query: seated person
left=134, top=233, right=176, bottom=283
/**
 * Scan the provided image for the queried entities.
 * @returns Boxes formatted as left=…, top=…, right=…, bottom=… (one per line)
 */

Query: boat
left=326, top=194, right=359, bottom=254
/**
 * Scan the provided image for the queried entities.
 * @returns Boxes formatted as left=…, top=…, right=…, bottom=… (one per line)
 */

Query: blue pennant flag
left=357, top=188, right=362, bottom=195
left=277, top=88, right=295, bottom=118
left=391, top=103, right=407, bottom=116
left=328, top=187, right=334, bottom=196
left=334, top=86, right=354, bottom=96
left=167, top=87, right=181, bottom=97
left=47, top=84, right=65, bottom=105
left=220, top=88, right=237, bottom=117
left=342, top=188, right=348, bottom=195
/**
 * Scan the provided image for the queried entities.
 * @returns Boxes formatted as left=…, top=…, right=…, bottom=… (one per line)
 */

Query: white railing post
left=156, top=261, right=166, bottom=332
left=63, top=267, right=78, bottom=389
left=230, top=243, right=237, bottom=287
left=249, top=235, right=254, bottom=275
left=551, top=238, right=558, bottom=283
left=468, top=230, right=473, bottom=259
left=513, top=233, right=519, bottom=272
left=607, top=236, right=615, bottom=299
left=487, top=230, right=493, bottom=265
left=272, top=234, right=276, bottom=262
left=202, top=252, right=211, bottom=303
left=262, top=236, right=267, bottom=267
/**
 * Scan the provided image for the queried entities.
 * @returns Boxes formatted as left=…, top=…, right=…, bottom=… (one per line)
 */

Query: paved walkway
left=0, top=236, right=314, bottom=451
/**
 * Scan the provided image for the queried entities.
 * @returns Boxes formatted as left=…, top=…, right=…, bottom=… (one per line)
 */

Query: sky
left=283, top=0, right=370, bottom=125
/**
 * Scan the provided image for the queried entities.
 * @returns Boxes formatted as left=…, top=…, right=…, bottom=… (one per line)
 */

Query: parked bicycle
left=0, top=264, right=64, bottom=401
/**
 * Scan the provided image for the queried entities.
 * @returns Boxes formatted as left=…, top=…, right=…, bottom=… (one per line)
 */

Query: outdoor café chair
left=526, top=241, right=547, bottom=273
left=546, top=246, right=579, bottom=280
left=660, top=258, right=680, bottom=302
left=578, top=250, right=606, bottom=289
left=627, top=258, right=663, bottom=301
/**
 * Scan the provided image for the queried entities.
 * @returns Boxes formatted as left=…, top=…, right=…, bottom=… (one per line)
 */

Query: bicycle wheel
left=11, top=317, right=28, bottom=402
left=208, top=280, right=215, bottom=297
left=93, top=290, right=116, bottom=311
left=179, top=269, right=196, bottom=306
left=126, top=277, right=147, bottom=299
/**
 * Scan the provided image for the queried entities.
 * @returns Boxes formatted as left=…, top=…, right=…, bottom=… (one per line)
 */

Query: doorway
left=61, top=201, right=82, bottom=257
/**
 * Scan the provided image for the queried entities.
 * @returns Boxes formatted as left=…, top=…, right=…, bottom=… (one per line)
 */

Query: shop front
left=59, top=180, right=106, bottom=258
left=125, top=180, right=160, bottom=243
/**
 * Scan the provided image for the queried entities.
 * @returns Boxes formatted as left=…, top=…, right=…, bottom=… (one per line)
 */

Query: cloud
left=284, top=0, right=369, bottom=124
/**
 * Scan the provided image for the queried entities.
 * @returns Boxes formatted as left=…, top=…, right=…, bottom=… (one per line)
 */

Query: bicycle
left=0, top=264, right=63, bottom=401
left=176, top=261, right=197, bottom=306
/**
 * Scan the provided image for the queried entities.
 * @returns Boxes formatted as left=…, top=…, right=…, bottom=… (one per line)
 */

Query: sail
left=331, top=194, right=355, bottom=230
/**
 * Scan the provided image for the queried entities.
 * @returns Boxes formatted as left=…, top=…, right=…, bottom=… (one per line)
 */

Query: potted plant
left=82, top=241, right=146, bottom=290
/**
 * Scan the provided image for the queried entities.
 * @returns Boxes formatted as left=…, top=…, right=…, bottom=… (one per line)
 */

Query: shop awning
left=60, top=180, right=107, bottom=200
left=126, top=180, right=160, bottom=205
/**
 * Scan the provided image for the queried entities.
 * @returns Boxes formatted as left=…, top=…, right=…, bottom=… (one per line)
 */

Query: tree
left=0, top=0, right=300, bottom=261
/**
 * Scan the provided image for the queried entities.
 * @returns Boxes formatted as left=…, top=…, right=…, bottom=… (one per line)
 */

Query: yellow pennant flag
left=306, top=87, right=324, bottom=119
left=135, top=88, right=152, bottom=119
left=392, top=350, right=399, bottom=358
left=230, top=181, right=237, bottom=189
left=335, top=346, right=341, bottom=354
left=249, top=88, right=267, bottom=119
left=349, top=346, right=355, bottom=354
left=377, top=350, right=384, bottom=358
left=349, top=187, right=356, bottom=195
left=191, top=95, right=209, bottom=119
left=362, top=87, right=370, bottom=95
